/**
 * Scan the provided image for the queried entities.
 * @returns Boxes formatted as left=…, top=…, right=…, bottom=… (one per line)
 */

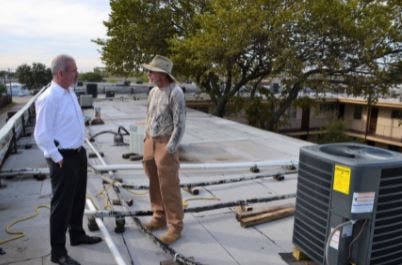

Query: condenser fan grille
left=370, top=167, right=402, bottom=265
left=293, top=153, right=332, bottom=264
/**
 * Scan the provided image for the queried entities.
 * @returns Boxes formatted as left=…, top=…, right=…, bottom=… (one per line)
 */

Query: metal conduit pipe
left=120, top=170, right=296, bottom=190
left=89, top=157, right=298, bottom=192
left=85, top=138, right=112, bottom=169
left=86, top=199, right=127, bottom=265
left=86, top=137, right=140, bottom=263
left=85, top=138, right=132, bottom=200
left=92, top=159, right=298, bottom=172
left=0, top=167, right=50, bottom=177
left=85, top=193, right=297, bottom=218
left=85, top=138, right=119, bottom=195
left=88, top=130, right=118, bottom=142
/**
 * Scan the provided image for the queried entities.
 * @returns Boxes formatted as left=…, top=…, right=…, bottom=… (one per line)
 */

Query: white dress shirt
left=34, top=81, right=85, bottom=162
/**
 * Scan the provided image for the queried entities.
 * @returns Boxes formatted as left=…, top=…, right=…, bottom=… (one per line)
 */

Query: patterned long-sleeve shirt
left=146, top=83, right=186, bottom=153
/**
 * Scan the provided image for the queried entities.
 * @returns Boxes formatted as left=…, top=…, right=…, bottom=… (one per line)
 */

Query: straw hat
left=142, top=55, right=176, bottom=81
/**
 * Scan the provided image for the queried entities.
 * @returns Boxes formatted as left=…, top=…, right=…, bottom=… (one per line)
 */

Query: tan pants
left=143, top=136, right=183, bottom=232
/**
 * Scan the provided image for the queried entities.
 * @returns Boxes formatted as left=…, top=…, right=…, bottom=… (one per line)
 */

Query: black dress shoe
left=51, top=254, right=81, bottom=265
left=70, top=235, right=102, bottom=246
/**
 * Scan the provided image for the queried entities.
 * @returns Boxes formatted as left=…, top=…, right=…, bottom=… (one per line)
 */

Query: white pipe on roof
left=85, top=139, right=110, bottom=167
left=0, top=160, right=297, bottom=177
left=0, top=167, right=49, bottom=177
left=91, top=159, right=298, bottom=172
left=86, top=199, right=127, bottom=265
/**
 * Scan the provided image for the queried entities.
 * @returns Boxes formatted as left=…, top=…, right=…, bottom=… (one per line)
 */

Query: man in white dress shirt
left=34, top=55, right=101, bottom=265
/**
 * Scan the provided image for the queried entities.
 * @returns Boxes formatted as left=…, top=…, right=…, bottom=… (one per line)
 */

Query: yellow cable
left=104, top=199, right=113, bottom=210
left=86, top=193, right=112, bottom=215
left=0, top=205, right=50, bottom=245
left=124, top=188, right=148, bottom=196
left=96, top=183, right=113, bottom=197
left=95, top=183, right=116, bottom=210
left=182, top=196, right=220, bottom=208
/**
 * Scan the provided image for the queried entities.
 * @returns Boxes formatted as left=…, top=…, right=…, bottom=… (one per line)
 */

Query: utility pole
left=8, top=68, right=12, bottom=101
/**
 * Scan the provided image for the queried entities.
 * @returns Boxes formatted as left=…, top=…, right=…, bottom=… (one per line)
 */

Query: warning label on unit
left=351, top=192, right=375, bottom=213
left=333, top=165, right=351, bottom=195
left=329, top=229, right=340, bottom=250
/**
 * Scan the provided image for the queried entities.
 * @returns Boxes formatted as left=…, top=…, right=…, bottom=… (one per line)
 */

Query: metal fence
left=0, top=85, right=48, bottom=167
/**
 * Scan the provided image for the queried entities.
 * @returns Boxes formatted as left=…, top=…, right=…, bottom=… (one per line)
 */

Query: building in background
left=5, top=82, right=30, bottom=97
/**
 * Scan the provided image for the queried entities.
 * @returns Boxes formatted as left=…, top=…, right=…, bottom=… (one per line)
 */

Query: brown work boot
left=159, top=229, right=181, bottom=245
left=144, top=219, right=166, bottom=231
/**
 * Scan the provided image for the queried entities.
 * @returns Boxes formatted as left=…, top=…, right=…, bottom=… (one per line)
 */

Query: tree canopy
left=96, top=0, right=401, bottom=129
left=0, top=83, right=6, bottom=95
left=79, top=71, right=105, bottom=82
left=15, top=63, right=52, bottom=90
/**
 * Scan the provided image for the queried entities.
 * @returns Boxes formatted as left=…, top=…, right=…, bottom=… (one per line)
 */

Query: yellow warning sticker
left=333, top=164, right=351, bottom=195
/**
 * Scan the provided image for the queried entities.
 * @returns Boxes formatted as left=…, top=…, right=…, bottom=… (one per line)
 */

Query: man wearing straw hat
left=142, top=55, right=186, bottom=244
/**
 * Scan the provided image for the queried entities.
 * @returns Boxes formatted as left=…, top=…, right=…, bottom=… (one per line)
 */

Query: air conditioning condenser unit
left=293, top=142, right=402, bottom=265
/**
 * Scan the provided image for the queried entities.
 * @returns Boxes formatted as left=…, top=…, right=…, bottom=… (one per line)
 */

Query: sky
left=0, top=0, right=111, bottom=72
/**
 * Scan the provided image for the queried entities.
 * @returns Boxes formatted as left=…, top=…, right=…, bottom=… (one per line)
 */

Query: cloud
left=0, top=0, right=110, bottom=71
left=0, top=0, right=108, bottom=39
left=1, top=41, right=102, bottom=72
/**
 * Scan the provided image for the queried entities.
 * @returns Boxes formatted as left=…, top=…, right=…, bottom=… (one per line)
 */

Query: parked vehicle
left=5, top=82, right=31, bottom=96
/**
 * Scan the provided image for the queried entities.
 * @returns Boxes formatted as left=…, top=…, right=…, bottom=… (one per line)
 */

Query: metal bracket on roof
left=183, top=185, right=200, bottom=195
left=250, top=164, right=260, bottom=173
left=160, top=259, right=180, bottom=265
left=0, top=180, right=6, bottom=189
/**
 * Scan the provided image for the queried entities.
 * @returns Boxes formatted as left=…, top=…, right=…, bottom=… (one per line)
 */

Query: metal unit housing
left=292, top=142, right=402, bottom=265
left=79, top=94, right=93, bottom=108
left=129, top=125, right=144, bottom=155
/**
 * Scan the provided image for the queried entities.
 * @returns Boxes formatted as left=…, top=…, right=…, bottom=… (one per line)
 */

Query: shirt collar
left=52, top=81, right=71, bottom=94
left=158, top=82, right=173, bottom=92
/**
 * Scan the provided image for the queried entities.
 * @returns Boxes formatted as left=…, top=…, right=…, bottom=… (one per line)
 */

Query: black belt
left=58, top=146, right=82, bottom=155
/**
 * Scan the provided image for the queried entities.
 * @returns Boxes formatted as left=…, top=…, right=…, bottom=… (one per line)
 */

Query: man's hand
left=58, top=160, right=63, bottom=168
left=166, top=145, right=175, bottom=154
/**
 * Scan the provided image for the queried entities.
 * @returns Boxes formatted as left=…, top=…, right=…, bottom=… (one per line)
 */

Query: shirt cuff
left=49, top=151, right=63, bottom=163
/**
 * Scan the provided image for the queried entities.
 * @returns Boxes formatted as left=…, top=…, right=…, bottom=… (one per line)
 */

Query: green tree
left=31, top=63, right=52, bottom=89
left=79, top=72, right=104, bottom=82
left=93, top=67, right=107, bottom=76
left=97, top=0, right=401, bottom=129
left=16, top=63, right=51, bottom=90
left=0, top=83, right=6, bottom=95
left=93, top=0, right=178, bottom=76
left=0, top=70, right=14, bottom=87
left=0, top=71, right=11, bottom=81
left=312, top=119, right=356, bottom=144
left=15, top=64, right=32, bottom=88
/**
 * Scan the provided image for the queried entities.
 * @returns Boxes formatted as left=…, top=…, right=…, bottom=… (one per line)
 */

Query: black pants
left=46, top=147, right=87, bottom=258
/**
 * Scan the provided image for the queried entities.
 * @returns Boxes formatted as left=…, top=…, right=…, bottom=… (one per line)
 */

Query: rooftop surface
left=0, top=93, right=312, bottom=265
